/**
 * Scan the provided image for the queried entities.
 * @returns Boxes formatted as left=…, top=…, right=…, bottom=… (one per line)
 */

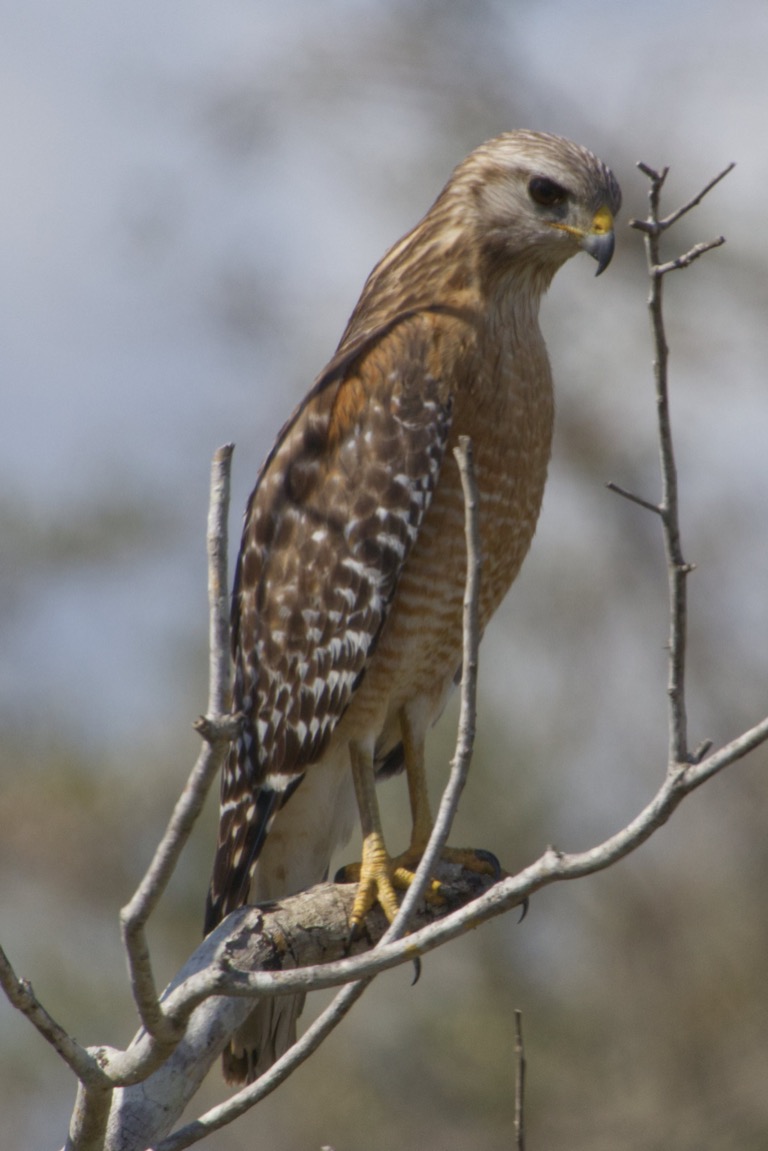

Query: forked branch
left=104, top=435, right=488, bottom=1151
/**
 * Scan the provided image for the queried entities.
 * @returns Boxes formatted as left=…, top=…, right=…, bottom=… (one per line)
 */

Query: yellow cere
left=590, top=205, right=614, bottom=235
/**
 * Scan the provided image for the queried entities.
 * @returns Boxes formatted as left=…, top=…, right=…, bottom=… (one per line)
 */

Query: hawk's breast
left=338, top=323, right=554, bottom=744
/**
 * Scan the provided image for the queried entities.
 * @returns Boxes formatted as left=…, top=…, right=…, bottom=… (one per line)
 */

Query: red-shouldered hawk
left=205, top=130, right=621, bottom=1082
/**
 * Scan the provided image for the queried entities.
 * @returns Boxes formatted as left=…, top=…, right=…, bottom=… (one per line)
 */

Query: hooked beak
left=580, top=205, right=615, bottom=276
left=548, top=204, right=616, bottom=275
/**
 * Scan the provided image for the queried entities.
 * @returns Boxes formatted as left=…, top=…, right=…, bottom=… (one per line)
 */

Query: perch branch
left=102, top=874, right=492, bottom=1149
left=102, top=692, right=768, bottom=1151
left=161, top=708, right=768, bottom=1012
left=142, top=435, right=485, bottom=1151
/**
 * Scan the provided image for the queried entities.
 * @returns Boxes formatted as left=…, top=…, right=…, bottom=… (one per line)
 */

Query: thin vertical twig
left=646, top=189, right=690, bottom=767
left=384, top=434, right=482, bottom=932
left=513, top=1009, right=526, bottom=1151
left=205, top=443, right=236, bottom=718
left=119, top=444, right=236, bottom=1043
left=628, top=163, right=732, bottom=769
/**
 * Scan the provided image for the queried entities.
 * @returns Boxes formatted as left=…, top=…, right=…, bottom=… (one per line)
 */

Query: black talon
left=474, top=848, right=502, bottom=880
left=411, top=957, right=422, bottom=986
left=517, top=896, right=529, bottom=923
left=348, top=918, right=366, bottom=944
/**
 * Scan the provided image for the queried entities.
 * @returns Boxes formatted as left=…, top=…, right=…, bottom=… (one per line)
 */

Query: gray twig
left=119, top=443, right=234, bottom=1043
left=658, top=162, right=735, bottom=231
left=655, top=235, right=726, bottom=276
left=0, top=949, right=108, bottom=1086
left=514, top=1009, right=526, bottom=1151
left=628, top=163, right=732, bottom=768
left=606, top=481, right=662, bottom=516
left=629, top=161, right=735, bottom=234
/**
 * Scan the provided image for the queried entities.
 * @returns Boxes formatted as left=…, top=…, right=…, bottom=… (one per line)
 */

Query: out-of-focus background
left=2, top=3, right=767, bottom=1148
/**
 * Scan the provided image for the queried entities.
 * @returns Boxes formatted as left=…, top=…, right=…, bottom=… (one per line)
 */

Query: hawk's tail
left=209, top=746, right=356, bottom=1083
left=203, top=740, right=303, bottom=937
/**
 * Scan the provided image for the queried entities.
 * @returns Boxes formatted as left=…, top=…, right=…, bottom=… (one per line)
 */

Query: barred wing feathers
left=204, top=315, right=453, bottom=932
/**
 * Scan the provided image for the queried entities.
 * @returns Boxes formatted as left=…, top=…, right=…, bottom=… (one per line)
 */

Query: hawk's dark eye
left=528, top=176, right=567, bottom=207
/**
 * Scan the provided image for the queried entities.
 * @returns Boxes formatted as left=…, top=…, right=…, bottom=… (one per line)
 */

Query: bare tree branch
left=630, top=161, right=735, bottom=233
left=119, top=444, right=235, bottom=1040
left=635, top=165, right=692, bottom=764
left=61, top=445, right=236, bottom=1149
left=659, top=162, right=735, bottom=230
left=105, top=868, right=494, bottom=1151
left=626, top=162, right=734, bottom=768
left=654, top=236, right=726, bottom=276
left=105, top=434, right=487, bottom=1151
left=1, top=931, right=114, bottom=1151
left=98, top=695, right=768, bottom=1150
left=0, top=948, right=108, bottom=1086
left=147, top=706, right=768, bottom=1014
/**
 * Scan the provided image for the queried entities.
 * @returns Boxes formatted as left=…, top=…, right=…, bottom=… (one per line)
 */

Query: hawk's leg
left=347, top=740, right=402, bottom=931
left=341, top=713, right=496, bottom=932
left=395, top=706, right=496, bottom=882
left=400, top=705, right=433, bottom=861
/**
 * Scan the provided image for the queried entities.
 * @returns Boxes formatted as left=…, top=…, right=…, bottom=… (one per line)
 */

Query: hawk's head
left=449, top=130, right=622, bottom=289
left=344, top=130, right=621, bottom=342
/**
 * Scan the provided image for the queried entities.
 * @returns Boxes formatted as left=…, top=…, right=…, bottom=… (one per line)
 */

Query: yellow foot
left=335, top=841, right=500, bottom=934
left=336, top=830, right=401, bottom=934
